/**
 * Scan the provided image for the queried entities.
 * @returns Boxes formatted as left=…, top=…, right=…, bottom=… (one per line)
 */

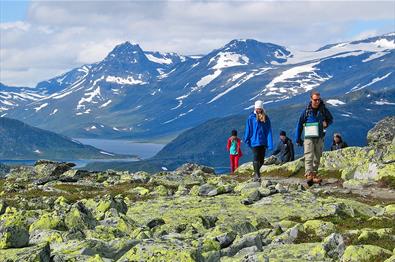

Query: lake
left=1, top=139, right=165, bottom=169
left=74, top=138, right=165, bottom=159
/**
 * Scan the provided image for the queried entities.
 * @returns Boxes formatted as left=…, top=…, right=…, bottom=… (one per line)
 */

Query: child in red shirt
left=226, top=129, right=243, bottom=174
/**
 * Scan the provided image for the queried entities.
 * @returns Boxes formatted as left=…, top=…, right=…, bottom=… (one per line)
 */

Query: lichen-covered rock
left=303, top=220, right=335, bottom=238
left=367, top=116, right=395, bottom=147
left=117, top=241, right=195, bottom=262
left=64, top=202, right=97, bottom=230
left=0, top=201, right=7, bottom=216
left=384, top=204, right=395, bottom=217
left=29, top=212, right=65, bottom=232
left=0, top=222, right=29, bottom=249
left=0, top=242, right=50, bottom=261
left=342, top=245, right=392, bottom=262
left=128, top=186, right=150, bottom=196
left=34, top=160, right=75, bottom=179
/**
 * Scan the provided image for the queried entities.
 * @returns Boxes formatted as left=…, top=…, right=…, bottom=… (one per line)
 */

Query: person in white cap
left=243, top=100, right=273, bottom=182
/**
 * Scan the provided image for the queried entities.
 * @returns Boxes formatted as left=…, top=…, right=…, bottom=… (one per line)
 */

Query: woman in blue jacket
left=244, top=100, right=273, bottom=182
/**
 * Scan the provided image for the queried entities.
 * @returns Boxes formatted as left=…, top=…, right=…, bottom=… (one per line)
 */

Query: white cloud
left=1, top=1, right=394, bottom=86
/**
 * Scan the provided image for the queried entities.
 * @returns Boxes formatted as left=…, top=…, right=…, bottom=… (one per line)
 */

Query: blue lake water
left=74, top=138, right=165, bottom=159
left=1, top=139, right=165, bottom=169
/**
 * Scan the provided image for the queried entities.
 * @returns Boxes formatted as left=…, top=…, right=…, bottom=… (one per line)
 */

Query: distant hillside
left=84, top=88, right=395, bottom=172
left=0, top=117, right=128, bottom=160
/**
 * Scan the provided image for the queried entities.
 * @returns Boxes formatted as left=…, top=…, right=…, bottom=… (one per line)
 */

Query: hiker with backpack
left=244, top=100, right=273, bottom=182
left=226, top=129, right=243, bottom=174
left=295, top=91, right=333, bottom=185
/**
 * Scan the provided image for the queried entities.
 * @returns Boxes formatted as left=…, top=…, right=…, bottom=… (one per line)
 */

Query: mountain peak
left=107, top=41, right=144, bottom=58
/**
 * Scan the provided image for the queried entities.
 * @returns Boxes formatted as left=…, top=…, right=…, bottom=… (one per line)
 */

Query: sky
left=0, top=0, right=394, bottom=87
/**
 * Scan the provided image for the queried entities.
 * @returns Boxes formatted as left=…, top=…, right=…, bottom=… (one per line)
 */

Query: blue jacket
left=244, top=112, right=273, bottom=150
left=295, top=100, right=333, bottom=141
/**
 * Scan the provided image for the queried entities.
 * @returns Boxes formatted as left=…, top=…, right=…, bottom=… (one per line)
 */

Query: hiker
left=295, top=91, right=333, bottom=185
left=266, top=130, right=294, bottom=165
left=244, top=100, right=273, bottom=182
left=226, top=129, right=243, bottom=174
left=331, top=133, right=348, bottom=151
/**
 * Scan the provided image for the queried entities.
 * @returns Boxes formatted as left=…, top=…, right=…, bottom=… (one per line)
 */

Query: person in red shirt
left=227, top=129, right=243, bottom=174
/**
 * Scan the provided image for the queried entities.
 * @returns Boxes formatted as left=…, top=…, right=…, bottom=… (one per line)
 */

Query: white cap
left=254, top=100, right=263, bottom=109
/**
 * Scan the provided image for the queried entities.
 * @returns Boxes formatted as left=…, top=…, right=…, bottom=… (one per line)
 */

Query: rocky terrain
left=0, top=117, right=394, bottom=261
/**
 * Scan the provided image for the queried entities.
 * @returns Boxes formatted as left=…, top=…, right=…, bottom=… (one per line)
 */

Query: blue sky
left=1, top=1, right=394, bottom=86
left=0, top=0, right=30, bottom=22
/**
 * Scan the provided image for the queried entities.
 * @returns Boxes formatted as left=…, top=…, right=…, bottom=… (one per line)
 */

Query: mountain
left=2, top=33, right=395, bottom=140
left=0, top=117, right=127, bottom=160
left=0, top=83, right=45, bottom=115
left=84, top=87, right=395, bottom=172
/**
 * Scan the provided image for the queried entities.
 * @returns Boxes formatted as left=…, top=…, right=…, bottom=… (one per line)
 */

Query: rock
left=29, top=212, right=65, bottom=232
left=0, top=242, right=50, bottom=261
left=231, top=221, right=257, bottom=236
left=342, top=245, right=392, bottom=262
left=199, top=183, right=217, bottom=196
left=215, top=231, right=237, bottom=248
left=273, top=224, right=302, bottom=244
left=367, top=116, right=395, bottom=147
left=234, top=181, right=261, bottom=193
left=128, top=186, right=150, bottom=196
left=242, top=189, right=261, bottom=205
left=154, top=185, right=169, bottom=196
left=384, top=204, right=395, bottom=216
left=343, top=179, right=369, bottom=190
left=117, top=241, right=195, bottom=261
left=200, top=215, right=218, bottom=229
left=321, top=233, right=345, bottom=259
left=146, top=218, right=165, bottom=229
left=130, top=171, right=150, bottom=183
left=0, top=201, right=7, bottom=216
left=34, top=160, right=75, bottom=178
left=0, top=163, right=10, bottom=178
left=64, top=202, right=97, bottom=230
left=59, top=169, right=90, bottom=182
left=220, top=231, right=263, bottom=257
left=174, top=163, right=215, bottom=176
left=0, top=222, right=29, bottom=248
left=303, top=220, right=335, bottom=238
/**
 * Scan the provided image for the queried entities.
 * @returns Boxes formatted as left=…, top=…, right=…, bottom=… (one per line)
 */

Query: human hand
left=296, top=138, right=303, bottom=146
left=323, top=121, right=328, bottom=128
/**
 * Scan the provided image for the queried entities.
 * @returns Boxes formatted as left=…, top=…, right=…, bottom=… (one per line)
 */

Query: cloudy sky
left=1, top=0, right=394, bottom=87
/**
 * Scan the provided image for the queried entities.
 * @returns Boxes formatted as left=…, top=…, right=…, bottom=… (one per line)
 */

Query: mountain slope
left=0, top=117, right=126, bottom=160
left=2, top=33, right=395, bottom=140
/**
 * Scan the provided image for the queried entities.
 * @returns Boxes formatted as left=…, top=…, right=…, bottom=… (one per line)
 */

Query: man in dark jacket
left=295, top=91, right=333, bottom=185
left=331, top=133, right=348, bottom=151
left=269, top=131, right=294, bottom=164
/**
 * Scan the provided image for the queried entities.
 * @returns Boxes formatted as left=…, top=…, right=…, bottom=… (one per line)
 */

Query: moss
left=378, top=176, right=395, bottom=189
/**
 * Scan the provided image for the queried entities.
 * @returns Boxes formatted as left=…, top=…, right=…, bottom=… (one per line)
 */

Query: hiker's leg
left=234, top=155, right=240, bottom=171
left=304, top=138, right=314, bottom=173
left=230, top=155, right=235, bottom=173
left=313, top=138, right=324, bottom=172
left=252, top=147, right=261, bottom=180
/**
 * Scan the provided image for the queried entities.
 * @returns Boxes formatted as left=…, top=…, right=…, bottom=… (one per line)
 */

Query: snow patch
left=100, top=151, right=115, bottom=156
left=106, top=75, right=146, bottom=85
left=209, top=52, right=249, bottom=69
left=49, top=109, right=58, bottom=116
left=146, top=54, right=173, bottom=64
left=99, top=100, right=112, bottom=108
left=326, top=99, right=346, bottom=106
left=34, top=103, right=48, bottom=112
left=373, top=99, right=395, bottom=105
left=348, top=72, right=392, bottom=93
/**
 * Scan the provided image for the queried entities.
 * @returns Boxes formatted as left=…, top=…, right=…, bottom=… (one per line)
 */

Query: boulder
left=34, top=160, right=75, bottom=178
left=342, top=245, right=392, bottom=262
left=0, top=242, right=50, bottom=261
left=0, top=222, right=29, bottom=249
left=367, top=116, right=395, bottom=147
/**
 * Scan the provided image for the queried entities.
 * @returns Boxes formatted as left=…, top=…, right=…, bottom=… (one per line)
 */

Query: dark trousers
left=252, top=145, right=266, bottom=179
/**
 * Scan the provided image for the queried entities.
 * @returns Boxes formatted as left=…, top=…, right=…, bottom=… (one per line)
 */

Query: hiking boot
left=311, top=173, right=322, bottom=184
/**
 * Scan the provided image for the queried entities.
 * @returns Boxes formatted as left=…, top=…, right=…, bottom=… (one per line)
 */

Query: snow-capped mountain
left=0, top=83, right=45, bottom=115
left=2, top=33, right=394, bottom=139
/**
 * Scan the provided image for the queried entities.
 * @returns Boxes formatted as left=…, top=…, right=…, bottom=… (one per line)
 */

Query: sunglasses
left=311, top=98, right=320, bottom=102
